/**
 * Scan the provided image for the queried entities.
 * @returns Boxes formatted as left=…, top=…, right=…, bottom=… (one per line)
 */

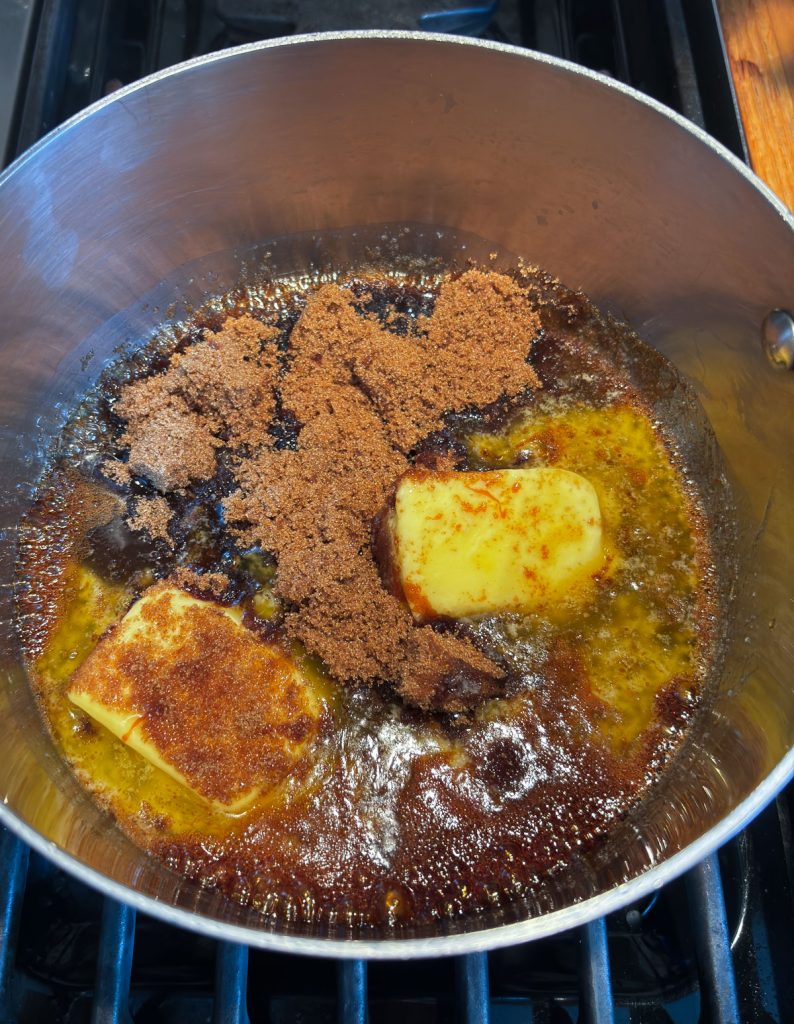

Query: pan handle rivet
left=761, top=309, right=794, bottom=370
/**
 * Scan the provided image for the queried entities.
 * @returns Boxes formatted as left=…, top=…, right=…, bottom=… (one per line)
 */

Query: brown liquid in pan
left=16, top=266, right=720, bottom=930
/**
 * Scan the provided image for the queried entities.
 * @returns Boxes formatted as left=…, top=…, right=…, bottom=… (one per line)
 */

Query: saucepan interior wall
left=0, top=36, right=790, bottom=948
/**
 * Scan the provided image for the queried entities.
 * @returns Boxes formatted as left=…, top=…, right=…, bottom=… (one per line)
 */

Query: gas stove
left=0, top=3, right=790, bottom=1022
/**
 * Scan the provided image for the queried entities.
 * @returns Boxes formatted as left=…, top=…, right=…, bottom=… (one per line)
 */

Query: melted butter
left=22, top=395, right=707, bottom=921
left=392, top=467, right=605, bottom=620
left=35, top=564, right=128, bottom=686
left=32, top=559, right=332, bottom=838
left=467, top=400, right=703, bottom=749
left=15, top=273, right=718, bottom=930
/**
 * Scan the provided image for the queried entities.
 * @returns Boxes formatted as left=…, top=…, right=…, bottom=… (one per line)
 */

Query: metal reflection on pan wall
left=0, top=34, right=790, bottom=956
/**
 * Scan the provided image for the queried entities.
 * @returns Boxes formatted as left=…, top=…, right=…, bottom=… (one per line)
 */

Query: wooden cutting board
left=715, top=0, right=794, bottom=210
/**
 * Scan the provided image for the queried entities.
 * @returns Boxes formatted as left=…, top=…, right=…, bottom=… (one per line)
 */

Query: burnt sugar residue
left=15, top=264, right=721, bottom=931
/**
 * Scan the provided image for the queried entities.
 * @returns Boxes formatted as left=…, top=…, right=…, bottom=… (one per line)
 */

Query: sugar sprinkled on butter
left=68, top=583, right=321, bottom=812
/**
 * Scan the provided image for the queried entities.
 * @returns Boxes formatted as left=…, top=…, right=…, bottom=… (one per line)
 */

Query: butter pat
left=393, top=467, right=604, bottom=620
left=68, top=583, right=321, bottom=812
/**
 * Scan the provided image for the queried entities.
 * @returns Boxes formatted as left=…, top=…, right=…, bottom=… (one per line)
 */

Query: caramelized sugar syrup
left=16, top=268, right=720, bottom=931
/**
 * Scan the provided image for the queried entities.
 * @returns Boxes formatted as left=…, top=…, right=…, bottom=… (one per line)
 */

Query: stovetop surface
left=5, top=793, right=794, bottom=1021
left=0, top=3, right=785, bottom=1022
left=4, top=0, right=748, bottom=165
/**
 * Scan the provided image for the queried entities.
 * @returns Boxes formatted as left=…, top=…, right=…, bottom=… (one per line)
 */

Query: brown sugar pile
left=108, top=315, right=279, bottom=491
left=127, top=496, right=172, bottom=541
left=109, top=270, right=542, bottom=711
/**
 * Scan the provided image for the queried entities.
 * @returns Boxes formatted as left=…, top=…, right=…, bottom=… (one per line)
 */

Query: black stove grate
left=7, top=0, right=748, bottom=165
left=0, top=823, right=749, bottom=1024
left=1, top=2, right=789, bottom=1021
left=8, top=792, right=794, bottom=1022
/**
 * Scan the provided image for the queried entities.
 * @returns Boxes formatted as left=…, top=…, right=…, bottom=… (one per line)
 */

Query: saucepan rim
left=1, top=30, right=792, bottom=958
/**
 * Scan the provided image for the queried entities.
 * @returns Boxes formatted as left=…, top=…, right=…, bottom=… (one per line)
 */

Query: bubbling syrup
left=16, top=266, right=720, bottom=931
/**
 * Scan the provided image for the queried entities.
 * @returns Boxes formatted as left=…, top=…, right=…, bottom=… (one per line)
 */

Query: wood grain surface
left=716, top=0, right=794, bottom=210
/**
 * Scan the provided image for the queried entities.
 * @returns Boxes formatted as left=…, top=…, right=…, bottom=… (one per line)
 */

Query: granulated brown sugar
left=113, top=391, right=220, bottom=492
left=351, top=270, right=541, bottom=450
left=127, top=496, right=172, bottom=542
left=112, top=270, right=542, bottom=710
left=18, top=256, right=721, bottom=928
left=107, top=315, right=279, bottom=492
left=167, top=314, right=279, bottom=447
left=170, top=567, right=231, bottom=601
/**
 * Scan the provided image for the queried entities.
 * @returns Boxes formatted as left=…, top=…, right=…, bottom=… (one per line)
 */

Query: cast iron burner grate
left=3, top=798, right=794, bottom=1022
left=1, top=1, right=788, bottom=1022
left=8, top=0, right=747, bottom=163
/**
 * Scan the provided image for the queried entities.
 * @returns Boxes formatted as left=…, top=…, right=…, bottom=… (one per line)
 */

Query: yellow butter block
left=393, top=467, right=604, bottom=620
left=68, top=583, right=321, bottom=812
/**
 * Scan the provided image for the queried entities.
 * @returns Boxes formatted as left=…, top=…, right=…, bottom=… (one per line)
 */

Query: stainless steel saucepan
left=0, top=32, right=791, bottom=957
